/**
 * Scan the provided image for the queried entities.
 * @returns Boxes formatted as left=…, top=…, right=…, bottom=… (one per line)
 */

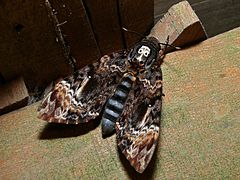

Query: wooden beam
left=0, top=77, right=29, bottom=115
left=82, top=0, right=124, bottom=55
left=150, top=1, right=207, bottom=52
left=46, top=0, right=101, bottom=68
left=154, top=0, right=240, bottom=38
left=0, top=0, right=100, bottom=91
left=119, top=0, right=154, bottom=49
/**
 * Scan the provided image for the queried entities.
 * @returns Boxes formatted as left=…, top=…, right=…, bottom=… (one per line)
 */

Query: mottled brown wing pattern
left=38, top=36, right=164, bottom=173
left=116, top=65, right=162, bottom=173
left=38, top=51, right=128, bottom=124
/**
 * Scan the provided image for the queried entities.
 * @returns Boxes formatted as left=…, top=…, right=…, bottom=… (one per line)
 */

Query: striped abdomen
left=101, top=73, right=135, bottom=137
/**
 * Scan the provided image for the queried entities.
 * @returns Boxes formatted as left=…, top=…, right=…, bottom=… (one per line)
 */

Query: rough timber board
left=47, top=0, right=100, bottom=68
left=0, top=27, right=239, bottom=179
left=82, top=0, right=124, bottom=55
left=0, top=0, right=70, bottom=90
left=149, top=1, right=207, bottom=51
left=0, top=0, right=100, bottom=91
left=82, top=0, right=154, bottom=54
left=119, top=0, right=154, bottom=49
left=154, top=0, right=240, bottom=38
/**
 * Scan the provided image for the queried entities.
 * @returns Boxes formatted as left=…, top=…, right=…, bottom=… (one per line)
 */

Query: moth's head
left=128, top=37, right=160, bottom=69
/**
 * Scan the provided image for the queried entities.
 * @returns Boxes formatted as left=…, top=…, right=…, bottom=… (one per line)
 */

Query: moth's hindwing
left=116, top=65, right=162, bottom=173
left=38, top=51, right=128, bottom=124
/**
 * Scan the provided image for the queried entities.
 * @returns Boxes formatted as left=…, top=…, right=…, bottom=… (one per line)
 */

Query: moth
left=38, top=36, right=166, bottom=173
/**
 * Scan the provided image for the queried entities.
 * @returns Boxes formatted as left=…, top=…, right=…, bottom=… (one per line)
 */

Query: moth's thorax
left=127, top=37, right=160, bottom=71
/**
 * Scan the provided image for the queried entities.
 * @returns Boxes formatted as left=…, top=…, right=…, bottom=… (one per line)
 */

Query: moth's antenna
left=159, top=36, right=181, bottom=50
left=122, top=27, right=180, bottom=50
left=159, top=43, right=181, bottom=50
left=122, top=27, right=145, bottom=38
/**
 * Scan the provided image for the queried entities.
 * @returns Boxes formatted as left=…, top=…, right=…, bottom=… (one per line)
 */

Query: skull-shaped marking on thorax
left=136, top=46, right=151, bottom=63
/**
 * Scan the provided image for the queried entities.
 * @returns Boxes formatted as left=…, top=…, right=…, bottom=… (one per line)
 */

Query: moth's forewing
left=116, top=66, right=162, bottom=173
left=38, top=51, right=128, bottom=124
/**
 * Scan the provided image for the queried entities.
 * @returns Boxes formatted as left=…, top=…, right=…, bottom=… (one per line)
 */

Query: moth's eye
left=138, top=48, right=143, bottom=54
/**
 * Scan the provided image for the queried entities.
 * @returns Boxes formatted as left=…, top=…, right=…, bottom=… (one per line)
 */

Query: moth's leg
left=159, top=35, right=169, bottom=58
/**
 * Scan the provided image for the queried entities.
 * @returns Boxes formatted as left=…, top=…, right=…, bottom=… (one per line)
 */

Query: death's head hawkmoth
left=38, top=36, right=165, bottom=173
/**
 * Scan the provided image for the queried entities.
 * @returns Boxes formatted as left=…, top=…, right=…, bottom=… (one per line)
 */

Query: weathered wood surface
left=119, top=0, right=154, bottom=49
left=0, top=0, right=98, bottom=91
left=82, top=0, right=124, bottom=55
left=154, top=0, right=240, bottom=38
left=82, top=0, right=154, bottom=54
left=0, top=77, right=29, bottom=115
left=0, top=0, right=153, bottom=91
left=45, top=0, right=101, bottom=68
left=1, top=27, right=239, bottom=179
left=149, top=1, right=207, bottom=52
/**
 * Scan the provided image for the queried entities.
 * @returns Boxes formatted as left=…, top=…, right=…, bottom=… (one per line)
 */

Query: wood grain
left=0, top=0, right=100, bottom=91
left=82, top=0, right=124, bottom=55
left=150, top=1, right=207, bottom=52
left=119, top=0, right=154, bottom=49
left=0, top=27, right=239, bottom=179
left=154, top=0, right=240, bottom=37
left=45, top=0, right=101, bottom=69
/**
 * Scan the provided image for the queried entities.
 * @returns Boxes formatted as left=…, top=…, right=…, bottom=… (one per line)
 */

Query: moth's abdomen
left=101, top=73, right=135, bottom=137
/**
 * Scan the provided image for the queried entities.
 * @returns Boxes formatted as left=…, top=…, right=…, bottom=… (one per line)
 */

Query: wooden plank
left=0, top=0, right=70, bottom=91
left=154, top=0, right=240, bottom=37
left=149, top=1, right=207, bottom=51
left=0, top=27, right=239, bottom=179
left=82, top=0, right=154, bottom=54
left=119, top=0, right=154, bottom=49
left=0, top=77, right=29, bottom=115
left=0, top=0, right=99, bottom=91
left=48, top=0, right=100, bottom=67
left=192, top=0, right=240, bottom=37
left=82, top=0, right=124, bottom=55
